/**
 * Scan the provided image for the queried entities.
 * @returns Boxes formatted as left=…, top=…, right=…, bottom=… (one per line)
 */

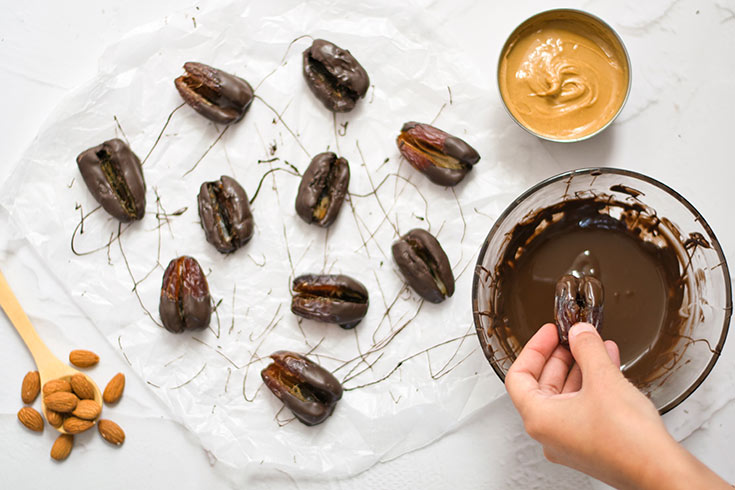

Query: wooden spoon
left=0, top=269, right=102, bottom=433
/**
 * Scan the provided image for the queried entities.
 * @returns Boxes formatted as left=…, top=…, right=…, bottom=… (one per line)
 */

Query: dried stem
left=254, top=95, right=311, bottom=158
left=170, top=362, right=207, bottom=389
left=113, top=115, right=130, bottom=146
left=344, top=333, right=474, bottom=391
left=249, top=167, right=300, bottom=204
left=182, top=124, right=230, bottom=177
left=254, top=34, right=314, bottom=91
left=191, top=336, right=240, bottom=368
left=143, top=103, right=185, bottom=165
left=117, top=222, right=163, bottom=327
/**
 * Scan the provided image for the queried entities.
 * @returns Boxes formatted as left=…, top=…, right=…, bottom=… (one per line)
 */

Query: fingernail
left=569, top=322, right=597, bottom=340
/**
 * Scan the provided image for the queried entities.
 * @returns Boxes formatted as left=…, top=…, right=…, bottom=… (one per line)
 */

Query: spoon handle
left=0, top=269, right=59, bottom=372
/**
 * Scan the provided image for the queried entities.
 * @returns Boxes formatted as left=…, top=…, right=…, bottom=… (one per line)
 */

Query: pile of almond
left=17, top=349, right=127, bottom=461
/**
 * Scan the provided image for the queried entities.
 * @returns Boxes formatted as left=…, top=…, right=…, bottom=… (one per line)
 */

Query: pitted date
left=198, top=175, right=254, bottom=253
left=392, top=229, right=455, bottom=303
left=295, top=152, right=350, bottom=227
left=159, top=256, right=212, bottom=333
left=261, top=351, right=343, bottom=426
left=76, top=139, right=146, bottom=222
left=302, top=39, right=370, bottom=113
left=174, top=62, right=254, bottom=124
left=554, top=274, right=604, bottom=345
left=291, top=274, right=368, bottom=329
left=396, top=122, right=480, bottom=187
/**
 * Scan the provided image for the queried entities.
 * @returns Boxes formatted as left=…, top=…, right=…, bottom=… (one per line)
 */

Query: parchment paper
left=0, top=0, right=518, bottom=476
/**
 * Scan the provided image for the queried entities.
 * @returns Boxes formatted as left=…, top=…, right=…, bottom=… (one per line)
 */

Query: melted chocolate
left=493, top=197, right=686, bottom=385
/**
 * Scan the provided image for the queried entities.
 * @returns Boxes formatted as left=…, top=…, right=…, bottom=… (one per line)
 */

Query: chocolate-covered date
left=159, top=256, right=212, bottom=333
left=295, top=152, right=350, bottom=227
left=396, top=122, right=480, bottom=187
left=198, top=175, right=254, bottom=253
left=175, top=62, right=254, bottom=124
left=302, top=39, right=370, bottom=113
left=554, top=274, right=604, bottom=345
left=76, top=139, right=146, bottom=222
left=392, top=229, right=455, bottom=303
left=291, top=274, right=368, bottom=329
left=261, top=351, right=343, bottom=426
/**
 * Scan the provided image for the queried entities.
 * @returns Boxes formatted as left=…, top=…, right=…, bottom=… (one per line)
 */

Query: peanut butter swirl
left=498, top=10, right=630, bottom=140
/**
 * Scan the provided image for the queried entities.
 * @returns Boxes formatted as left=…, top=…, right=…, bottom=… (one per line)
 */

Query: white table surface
left=1, top=1, right=734, bottom=488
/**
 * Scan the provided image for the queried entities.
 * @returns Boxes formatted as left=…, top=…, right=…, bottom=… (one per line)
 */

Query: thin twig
left=143, top=103, right=185, bottom=165
left=254, top=95, right=310, bottom=158
left=191, top=336, right=240, bottom=368
left=182, top=124, right=230, bottom=176
left=170, top=363, right=207, bottom=389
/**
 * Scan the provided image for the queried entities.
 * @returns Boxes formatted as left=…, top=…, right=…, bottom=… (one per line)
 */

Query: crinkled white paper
left=1, top=0, right=528, bottom=476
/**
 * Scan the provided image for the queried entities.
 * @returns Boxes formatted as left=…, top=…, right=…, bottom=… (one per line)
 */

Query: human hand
left=505, top=323, right=731, bottom=490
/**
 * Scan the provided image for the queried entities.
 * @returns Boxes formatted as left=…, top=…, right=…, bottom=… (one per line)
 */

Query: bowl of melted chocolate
left=472, top=168, right=732, bottom=412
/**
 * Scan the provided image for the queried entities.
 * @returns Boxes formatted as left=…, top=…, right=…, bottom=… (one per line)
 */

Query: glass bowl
left=472, top=168, right=732, bottom=413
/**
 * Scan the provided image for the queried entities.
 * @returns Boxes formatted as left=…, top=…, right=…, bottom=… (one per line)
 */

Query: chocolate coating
left=396, top=122, right=480, bottom=186
left=174, top=62, right=254, bottom=124
left=76, top=138, right=146, bottom=222
left=302, top=39, right=370, bottom=113
left=487, top=196, right=686, bottom=385
left=261, top=351, right=343, bottom=426
left=392, top=229, right=455, bottom=303
left=159, top=256, right=212, bottom=333
left=198, top=175, right=254, bottom=253
left=291, top=274, right=369, bottom=329
left=554, top=274, right=604, bottom=344
left=295, top=152, right=350, bottom=227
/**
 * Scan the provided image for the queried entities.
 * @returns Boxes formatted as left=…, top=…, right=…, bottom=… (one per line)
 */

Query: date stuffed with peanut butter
left=261, top=351, right=343, bottom=426
left=291, top=274, right=368, bottom=329
left=175, top=62, right=254, bottom=124
left=392, top=229, right=454, bottom=303
left=76, top=139, right=146, bottom=222
left=159, top=256, right=212, bottom=333
left=554, top=274, right=604, bottom=345
left=198, top=175, right=254, bottom=253
left=302, top=39, right=370, bottom=113
left=396, top=122, right=480, bottom=187
left=295, top=152, right=350, bottom=228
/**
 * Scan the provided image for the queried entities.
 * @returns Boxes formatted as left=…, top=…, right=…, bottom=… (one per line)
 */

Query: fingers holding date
left=76, top=139, right=146, bottom=222
left=295, top=152, right=350, bottom=227
left=261, top=351, right=343, bottom=426
left=302, top=39, right=370, bottom=113
left=392, top=229, right=455, bottom=303
left=554, top=274, right=604, bottom=345
left=159, top=256, right=212, bottom=333
left=198, top=175, right=254, bottom=253
left=291, top=274, right=368, bottom=329
left=175, top=62, right=254, bottom=125
left=396, top=122, right=480, bottom=187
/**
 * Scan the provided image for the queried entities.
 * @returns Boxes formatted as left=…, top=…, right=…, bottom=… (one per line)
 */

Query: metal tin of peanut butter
left=497, top=9, right=632, bottom=142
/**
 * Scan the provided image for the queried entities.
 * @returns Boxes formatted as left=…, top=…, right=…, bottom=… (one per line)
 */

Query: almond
left=63, top=416, right=94, bottom=434
left=69, top=349, right=99, bottom=368
left=43, top=379, right=72, bottom=396
left=46, top=409, right=63, bottom=428
left=72, top=399, right=101, bottom=420
left=44, top=391, right=79, bottom=413
left=98, top=419, right=125, bottom=446
left=51, top=434, right=73, bottom=461
left=21, top=370, right=40, bottom=404
left=103, top=373, right=125, bottom=404
left=70, top=374, right=95, bottom=400
left=17, top=406, right=44, bottom=432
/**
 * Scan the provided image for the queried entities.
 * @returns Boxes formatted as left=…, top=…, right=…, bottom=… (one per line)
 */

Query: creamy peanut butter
left=498, top=10, right=630, bottom=141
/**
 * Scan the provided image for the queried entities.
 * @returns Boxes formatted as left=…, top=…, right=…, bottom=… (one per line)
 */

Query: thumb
left=568, top=323, right=618, bottom=378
